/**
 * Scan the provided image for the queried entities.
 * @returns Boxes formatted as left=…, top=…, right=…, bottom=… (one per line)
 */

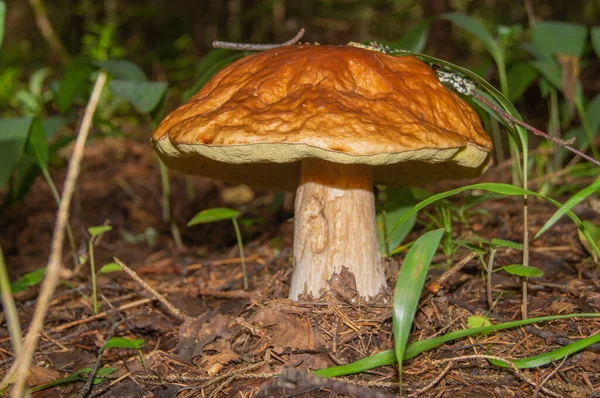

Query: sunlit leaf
left=467, top=315, right=492, bottom=328
left=29, top=67, right=52, bottom=98
left=393, top=229, right=443, bottom=384
left=188, top=207, right=240, bottom=226
left=29, top=366, right=117, bottom=392
left=9, top=268, right=45, bottom=293
left=502, top=264, right=544, bottom=278
left=490, top=239, right=523, bottom=250
left=98, top=262, right=122, bottom=274
left=101, top=337, right=144, bottom=352
left=88, top=225, right=112, bottom=238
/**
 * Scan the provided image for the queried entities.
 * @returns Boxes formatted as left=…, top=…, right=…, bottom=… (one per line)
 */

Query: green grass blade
left=313, top=313, right=600, bottom=377
left=393, top=229, right=444, bottom=386
left=535, top=174, right=600, bottom=239
left=489, top=333, right=600, bottom=369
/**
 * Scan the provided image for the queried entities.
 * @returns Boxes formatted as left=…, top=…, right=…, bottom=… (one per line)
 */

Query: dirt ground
left=1, top=137, right=599, bottom=397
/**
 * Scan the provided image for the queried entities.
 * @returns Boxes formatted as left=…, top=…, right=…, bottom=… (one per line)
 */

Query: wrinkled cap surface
left=153, top=44, right=493, bottom=190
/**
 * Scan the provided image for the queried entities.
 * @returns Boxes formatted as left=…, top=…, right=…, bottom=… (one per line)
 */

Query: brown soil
left=1, top=138, right=599, bottom=397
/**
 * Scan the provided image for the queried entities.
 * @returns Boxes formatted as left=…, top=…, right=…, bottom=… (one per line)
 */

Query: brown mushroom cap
left=153, top=44, right=492, bottom=190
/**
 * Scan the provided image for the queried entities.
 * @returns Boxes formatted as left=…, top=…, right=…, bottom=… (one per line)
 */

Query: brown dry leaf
left=249, top=302, right=315, bottom=354
left=177, top=313, right=234, bottom=361
left=575, top=351, right=600, bottom=371
left=27, top=365, right=62, bottom=387
left=201, top=338, right=241, bottom=370
left=555, top=53, right=579, bottom=106
left=327, top=266, right=358, bottom=302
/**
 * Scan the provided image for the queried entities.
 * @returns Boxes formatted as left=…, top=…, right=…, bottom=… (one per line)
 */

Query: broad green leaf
left=530, top=59, right=562, bottom=90
left=25, top=118, right=49, bottom=167
left=0, top=1, right=5, bottom=52
left=592, top=27, right=600, bottom=58
left=502, top=264, right=544, bottom=278
left=490, top=238, right=523, bottom=250
left=188, top=207, right=241, bottom=226
left=393, top=229, right=444, bottom=384
left=15, top=91, right=40, bottom=115
left=507, top=63, right=538, bottom=103
left=88, top=225, right=112, bottom=238
left=98, top=262, right=122, bottom=274
left=532, top=21, right=588, bottom=59
left=584, top=93, right=600, bottom=137
left=41, top=116, right=69, bottom=140
left=101, top=337, right=144, bottom=352
left=489, top=333, right=600, bottom=369
left=442, top=13, right=502, bottom=64
left=0, top=117, right=33, bottom=188
left=10, top=268, right=45, bottom=293
left=377, top=187, right=417, bottom=254
left=183, top=53, right=249, bottom=101
left=96, top=60, right=147, bottom=81
left=109, top=79, right=167, bottom=113
left=467, top=315, right=492, bottom=328
left=578, top=221, right=600, bottom=263
left=393, top=19, right=430, bottom=53
left=56, top=62, right=95, bottom=113
left=313, top=313, right=600, bottom=377
left=536, top=174, right=600, bottom=239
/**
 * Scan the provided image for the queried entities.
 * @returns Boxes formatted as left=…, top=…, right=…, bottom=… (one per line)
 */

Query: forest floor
left=1, top=138, right=599, bottom=398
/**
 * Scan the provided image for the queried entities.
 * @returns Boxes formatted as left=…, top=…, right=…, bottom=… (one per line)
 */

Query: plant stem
left=89, top=241, right=98, bottom=314
left=27, top=0, right=70, bottom=65
left=158, top=158, right=171, bottom=223
left=0, top=245, right=24, bottom=356
left=231, top=217, right=248, bottom=290
left=486, top=248, right=496, bottom=310
left=4, top=71, right=107, bottom=398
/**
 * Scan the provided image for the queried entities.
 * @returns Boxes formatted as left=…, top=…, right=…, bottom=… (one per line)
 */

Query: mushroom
left=152, top=44, right=492, bottom=300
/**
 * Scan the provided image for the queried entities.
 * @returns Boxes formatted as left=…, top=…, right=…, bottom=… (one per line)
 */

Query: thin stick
left=471, top=91, right=600, bottom=167
left=213, top=28, right=305, bottom=51
left=0, top=246, right=23, bottom=357
left=113, top=257, right=190, bottom=321
left=5, top=71, right=107, bottom=398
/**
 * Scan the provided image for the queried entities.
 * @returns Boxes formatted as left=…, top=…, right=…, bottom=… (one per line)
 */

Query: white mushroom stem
left=290, top=158, right=386, bottom=300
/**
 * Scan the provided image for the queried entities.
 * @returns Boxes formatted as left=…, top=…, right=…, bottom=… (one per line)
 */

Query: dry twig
left=213, top=28, right=305, bottom=51
left=3, top=71, right=107, bottom=397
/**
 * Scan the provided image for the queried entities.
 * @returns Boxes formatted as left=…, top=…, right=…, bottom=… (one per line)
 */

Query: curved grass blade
left=188, top=207, right=240, bottom=226
left=385, top=182, right=600, bottom=260
left=489, top=332, right=600, bottom=369
left=393, top=229, right=444, bottom=387
left=535, top=174, right=600, bottom=239
left=313, top=313, right=600, bottom=377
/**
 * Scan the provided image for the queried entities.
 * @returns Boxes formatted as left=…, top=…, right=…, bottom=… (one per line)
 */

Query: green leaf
left=393, top=229, right=444, bottom=383
left=506, top=63, right=538, bottom=103
left=489, top=333, right=600, bottom=369
left=15, top=90, right=40, bottom=114
left=88, top=225, right=112, bottom=238
left=0, top=1, right=5, bottom=52
left=25, top=118, right=49, bottom=167
left=502, top=264, right=544, bottom=278
left=29, top=67, right=52, bottom=98
left=532, top=21, right=588, bottom=59
left=101, top=337, right=144, bottom=353
left=592, top=27, right=600, bottom=58
left=0, top=117, right=34, bottom=188
left=98, top=262, right=122, bottom=274
left=96, top=60, right=147, bottom=81
left=29, top=366, right=116, bottom=392
left=530, top=59, right=562, bottom=89
left=490, top=238, right=523, bottom=250
left=188, top=207, right=241, bottom=226
left=183, top=52, right=249, bottom=101
left=56, top=62, right=95, bottom=113
left=467, top=315, right=492, bottom=328
left=536, top=174, right=600, bottom=239
left=442, top=13, right=502, bottom=65
left=109, top=79, right=167, bottom=113
left=313, top=313, right=600, bottom=377
left=393, top=19, right=430, bottom=53
left=578, top=221, right=600, bottom=263
left=10, top=268, right=45, bottom=293
left=377, top=187, right=417, bottom=254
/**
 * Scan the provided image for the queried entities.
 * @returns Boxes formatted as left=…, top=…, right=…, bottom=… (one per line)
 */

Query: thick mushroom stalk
left=290, top=158, right=386, bottom=299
